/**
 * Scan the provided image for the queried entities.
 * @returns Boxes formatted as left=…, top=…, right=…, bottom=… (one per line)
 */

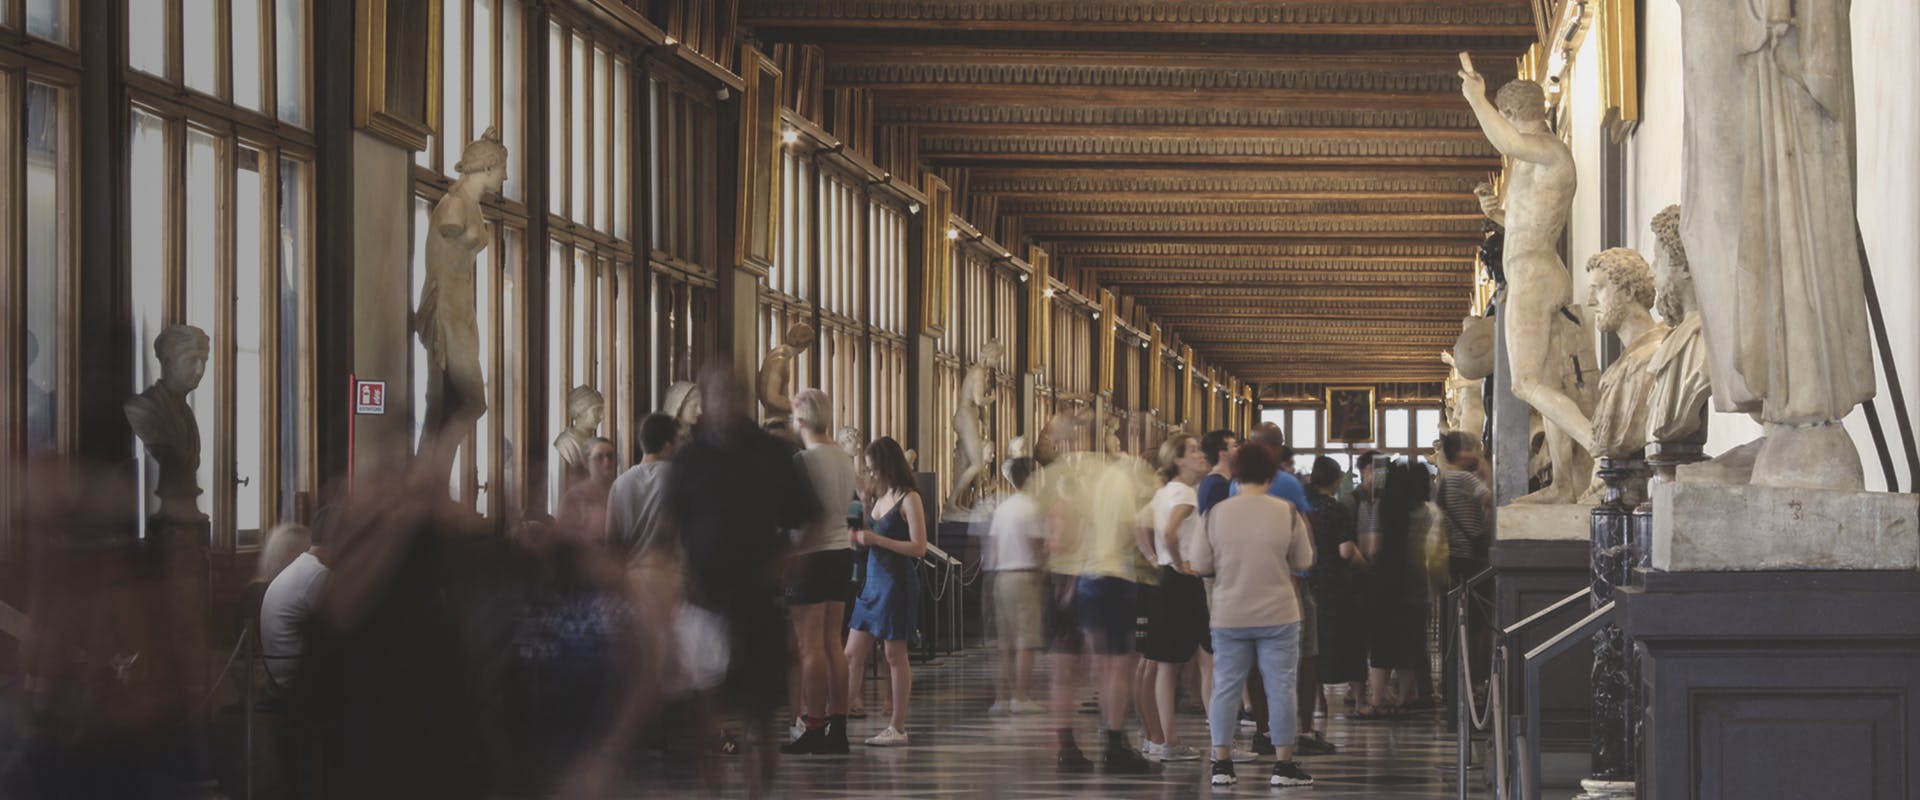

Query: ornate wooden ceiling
left=744, top=0, right=1535, bottom=384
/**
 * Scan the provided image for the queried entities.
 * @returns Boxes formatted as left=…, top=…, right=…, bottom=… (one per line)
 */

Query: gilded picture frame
left=734, top=46, right=783, bottom=276
left=354, top=0, right=441, bottom=152
left=1325, top=385, right=1377, bottom=444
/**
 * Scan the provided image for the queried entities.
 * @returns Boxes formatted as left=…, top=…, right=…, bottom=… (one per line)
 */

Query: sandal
left=847, top=707, right=868, bottom=719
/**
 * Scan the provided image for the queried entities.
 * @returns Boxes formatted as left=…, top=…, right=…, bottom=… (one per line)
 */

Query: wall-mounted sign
left=355, top=380, right=388, bottom=415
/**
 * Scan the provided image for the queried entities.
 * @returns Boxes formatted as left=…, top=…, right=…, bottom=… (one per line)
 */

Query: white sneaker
left=1160, top=744, right=1203, bottom=762
left=789, top=718, right=805, bottom=742
left=1140, top=740, right=1165, bottom=759
left=988, top=700, right=1011, bottom=716
left=865, top=727, right=910, bottom=747
left=1010, top=699, right=1046, bottom=715
left=1229, top=747, right=1258, bottom=763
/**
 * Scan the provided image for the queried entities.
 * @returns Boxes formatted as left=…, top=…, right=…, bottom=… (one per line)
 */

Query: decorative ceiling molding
left=1128, top=286, right=1469, bottom=304
left=918, top=134, right=1498, bottom=160
left=878, top=105, right=1480, bottom=129
left=1087, top=258, right=1466, bottom=275
left=830, top=62, right=1470, bottom=93
left=1052, top=242, right=1475, bottom=257
left=1020, top=215, right=1485, bottom=235
left=1005, top=197, right=1478, bottom=216
left=970, top=171, right=1484, bottom=195
left=745, top=1, right=1533, bottom=28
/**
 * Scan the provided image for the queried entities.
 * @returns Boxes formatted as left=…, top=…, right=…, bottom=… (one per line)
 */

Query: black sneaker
left=819, top=716, right=851, bottom=755
left=1210, top=759, right=1238, bottom=786
left=1237, top=708, right=1258, bottom=728
left=1102, top=744, right=1161, bottom=775
left=1270, top=760, right=1315, bottom=787
left=1057, top=746, right=1094, bottom=771
left=1294, top=731, right=1337, bottom=756
left=1250, top=732, right=1276, bottom=756
left=780, top=726, right=825, bottom=755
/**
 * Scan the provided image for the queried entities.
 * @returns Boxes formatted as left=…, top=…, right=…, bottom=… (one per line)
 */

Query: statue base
left=1573, top=778, right=1636, bottom=800
left=940, top=502, right=994, bottom=525
left=1495, top=502, right=1591, bottom=541
left=1651, top=480, right=1919, bottom=571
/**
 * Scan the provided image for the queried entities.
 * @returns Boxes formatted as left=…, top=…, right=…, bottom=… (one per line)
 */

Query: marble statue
left=1451, top=314, right=1497, bottom=381
left=1102, top=413, right=1124, bottom=456
left=416, top=127, right=506, bottom=447
left=663, top=380, right=702, bottom=436
left=552, top=385, right=604, bottom=487
left=1586, top=249, right=1670, bottom=459
left=948, top=340, right=1004, bottom=510
left=1678, top=0, right=1874, bottom=490
left=1645, top=205, right=1712, bottom=447
left=1460, top=56, right=1597, bottom=503
left=126, top=325, right=212, bottom=527
left=1445, top=372, right=1487, bottom=441
left=757, top=322, right=816, bottom=423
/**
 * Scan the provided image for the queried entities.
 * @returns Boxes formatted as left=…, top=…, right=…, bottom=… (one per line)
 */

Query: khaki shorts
left=989, top=570, right=1047, bottom=651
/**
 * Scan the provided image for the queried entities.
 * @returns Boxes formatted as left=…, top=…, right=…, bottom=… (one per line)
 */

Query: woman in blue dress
left=842, top=436, right=928, bottom=747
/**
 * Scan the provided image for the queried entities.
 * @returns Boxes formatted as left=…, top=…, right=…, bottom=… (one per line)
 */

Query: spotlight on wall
left=781, top=128, right=799, bottom=145
left=1043, top=288, right=1056, bottom=298
left=716, top=87, right=730, bottom=101
left=1018, top=274, right=1029, bottom=283
left=663, top=36, right=678, bottom=46
left=946, top=228, right=960, bottom=240
left=1092, top=311, right=1101, bottom=320
left=908, top=203, right=921, bottom=214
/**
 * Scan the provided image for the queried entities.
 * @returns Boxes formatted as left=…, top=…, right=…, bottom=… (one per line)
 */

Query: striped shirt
left=1435, top=470, right=1490, bottom=560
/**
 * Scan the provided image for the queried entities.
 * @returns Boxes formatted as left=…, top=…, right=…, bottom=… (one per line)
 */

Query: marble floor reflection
left=627, top=649, right=1487, bottom=799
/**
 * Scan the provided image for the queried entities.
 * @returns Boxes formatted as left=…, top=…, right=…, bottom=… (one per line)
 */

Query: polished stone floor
left=627, top=650, right=1485, bottom=799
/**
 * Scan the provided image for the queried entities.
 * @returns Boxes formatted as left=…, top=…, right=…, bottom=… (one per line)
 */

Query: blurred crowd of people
left=6, top=366, right=1493, bottom=798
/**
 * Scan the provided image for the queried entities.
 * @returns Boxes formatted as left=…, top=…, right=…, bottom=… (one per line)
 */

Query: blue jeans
left=1208, top=623, right=1301, bottom=750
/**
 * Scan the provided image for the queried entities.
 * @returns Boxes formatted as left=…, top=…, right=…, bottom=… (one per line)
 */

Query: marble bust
left=127, top=325, right=211, bottom=527
left=1459, top=58, right=1596, bottom=503
left=756, top=322, right=816, bottom=422
left=948, top=340, right=1003, bottom=509
left=416, top=127, right=506, bottom=446
left=1585, top=248, right=1670, bottom=460
left=1102, top=414, right=1123, bottom=456
left=1644, top=205, right=1712, bottom=448
left=552, top=385, right=604, bottom=486
left=1678, top=0, right=1875, bottom=490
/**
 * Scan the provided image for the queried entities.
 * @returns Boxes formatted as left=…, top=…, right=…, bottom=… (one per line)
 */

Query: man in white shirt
left=605, top=413, right=680, bottom=566
left=260, top=518, right=332, bottom=694
left=986, top=457, right=1047, bottom=715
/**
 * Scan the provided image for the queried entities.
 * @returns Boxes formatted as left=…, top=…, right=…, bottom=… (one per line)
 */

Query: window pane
left=275, top=0, right=308, bottom=124
left=186, top=129, right=220, bottom=522
left=25, top=0, right=66, bottom=43
left=1290, top=408, right=1316, bottom=449
left=500, top=228, right=520, bottom=501
left=234, top=147, right=265, bottom=541
left=613, top=58, right=628, bottom=240
left=233, top=0, right=265, bottom=111
left=593, top=45, right=608, bottom=233
left=547, top=241, right=565, bottom=507
left=569, top=34, right=586, bottom=223
left=25, top=82, right=67, bottom=459
left=501, top=0, right=522, bottom=201
left=474, top=232, right=491, bottom=515
left=277, top=157, right=307, bottom=522
left=547, top=22, right=563, bottom=211
left=472, top=0, right=493, bottom=140
left=572, top=251, right=587, bottom=382
left=131, top=109, right=168, bottom=405
left=1385, top=407, right=1410, bottom=449
left=131, top=0, right=170, bottom=75
left=411, top=195, right=432, bottom=450
left=1416, top=408, right=1442, bottom=452
left=441, top=0, right=464, bottom=173
left=647, top=78, right=660, bottom=244
left=185, top=0, right=218, bottom=94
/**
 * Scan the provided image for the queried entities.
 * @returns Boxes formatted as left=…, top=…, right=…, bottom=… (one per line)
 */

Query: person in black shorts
left=1137, top=433, right=1212, bottom=762
left=781, top=390, right=859, bottom=755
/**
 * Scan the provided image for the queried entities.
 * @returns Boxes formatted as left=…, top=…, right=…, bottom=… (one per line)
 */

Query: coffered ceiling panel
left=744, top=0, right=1532, bottom=385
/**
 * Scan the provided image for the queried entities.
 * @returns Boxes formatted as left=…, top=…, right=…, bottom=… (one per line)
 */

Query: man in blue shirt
left=1230, top=425, right=1310, bottom=512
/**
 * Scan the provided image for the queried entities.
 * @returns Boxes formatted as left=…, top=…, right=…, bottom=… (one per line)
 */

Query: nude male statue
left=757, top=322, right=816, bottom=423
left=1460, top=55, right=1595, bottom=503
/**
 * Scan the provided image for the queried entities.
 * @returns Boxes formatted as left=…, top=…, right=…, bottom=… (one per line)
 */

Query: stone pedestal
left=1651, top=480, right=1919, bottom=571
left=1496, top=502, right=1592, bottom=541
left=1579, top=459, right=1644, bottom=799
left=1620, top=570, right=1920, bottom=799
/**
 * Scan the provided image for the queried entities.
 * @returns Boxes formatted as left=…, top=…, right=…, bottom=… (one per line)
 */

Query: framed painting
left=354, top=0, right=441, bottom=151
left=1325, top=385, right=1376, bottom=444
